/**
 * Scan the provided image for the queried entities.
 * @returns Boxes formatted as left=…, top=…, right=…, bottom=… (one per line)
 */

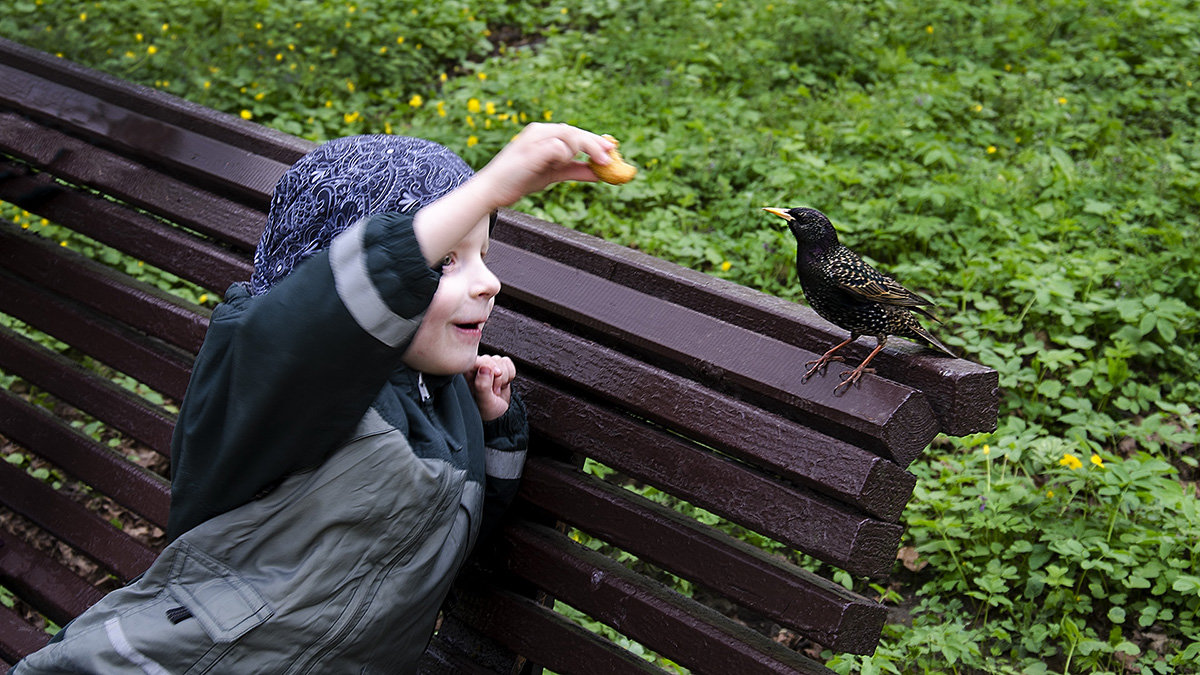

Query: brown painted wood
left=0, top=57, right=294, bottom=208
left=0, top=460, right=157, bottom=581
left=0, top=162, right=253, bottom=294
left=0, top=531, right=105, bottom=626
left=0, top=39, right=312, bottom=166
left=0, top=391, right=171, bottom=528
left=0, top=270, right=194, bottom=402
left=448, top=586, right=666, bottom=675
left=488, top=240, right=939, bottom=467
left=494, top=209, right=999, bottom=436
left=519, top=458, right=887, bottom=653
left=0, top=224, right=210, bottom=354
left=501, top=522, right=836, bottom=675
left=0, top=326, right=175, bottom=456
left=483, top=307, right=917, bottom=521
left=0, top=113, right=265, bottom=250
left=519, top=378, right=904, bottom=577
left=0, top=603, right=51, bottom=664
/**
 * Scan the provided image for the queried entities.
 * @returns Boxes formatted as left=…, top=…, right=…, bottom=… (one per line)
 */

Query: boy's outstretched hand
left=468, top=354, right=517, bottom=422
left=475, top=123, right=617, bottom=208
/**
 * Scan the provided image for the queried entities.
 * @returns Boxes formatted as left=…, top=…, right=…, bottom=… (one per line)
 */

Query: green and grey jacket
left=13, top=212, right=528, bottom=674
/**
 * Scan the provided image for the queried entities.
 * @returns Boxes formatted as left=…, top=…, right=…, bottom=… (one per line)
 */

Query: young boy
left=12, top=124, right=618, bottom=674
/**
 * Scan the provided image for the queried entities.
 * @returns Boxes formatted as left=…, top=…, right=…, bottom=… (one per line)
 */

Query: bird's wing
left=825, top=251, right=937, bottom=308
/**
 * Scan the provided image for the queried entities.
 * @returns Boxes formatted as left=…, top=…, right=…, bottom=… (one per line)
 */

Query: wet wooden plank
left=446, top=586, right=666, bottom=675
left=0, top=391, right=171, bottom=528
left=0, top=224, right=210, bottom=354
left=519, top=379, right=904, bottom=577
left=0, top=270, right=194, bottom=402
left=0, top=459, right=157, bottom=582
left=0, top=326, right=175, bottom=456
left=501, top=522, right=836, bottom=675
left=0, top=161, right=253, bottom=294
left=0, top=47, right=299, bottom=206
left=0, top=603, right=51, bottom=664
left=519, top=458, right=887, bottom=653
left=484, top=307, right=916, bottom=521
left=0, top=113, right=264, bottom=250
left=0, top=531, right=105, bottom=627
left=494, top=209, right=999, bottom=436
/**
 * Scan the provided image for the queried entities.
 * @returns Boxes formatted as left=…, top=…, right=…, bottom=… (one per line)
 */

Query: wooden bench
left=0, top=37, right=998, bottom=674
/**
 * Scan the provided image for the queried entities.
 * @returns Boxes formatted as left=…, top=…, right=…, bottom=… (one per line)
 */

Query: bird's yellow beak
left=762, top=207, right=793, bottom=222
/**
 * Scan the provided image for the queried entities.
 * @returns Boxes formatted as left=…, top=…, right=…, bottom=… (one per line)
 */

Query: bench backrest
left=0, top=37, right=997, bottom=673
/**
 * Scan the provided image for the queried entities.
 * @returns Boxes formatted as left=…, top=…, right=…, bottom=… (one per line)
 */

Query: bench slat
left=0, top=113, right=264, bottom=250
left=0, top=269, right=193, bottom=401
left=446, top=586, right=666, bottom=675
left=0, top=161, right=253, bottom=294
left=502, top=522, right=835, bottom=675
left=0, top=224, right=210, bottom=354
left=0, top=390, right=171, bottom=529
left=0, top=459, right=156, bottom=581
left=0, top=39, right=310, bottom=182
left=0, top=326, right=174, bottom=456
left=519, top=458, right=887, bottom=654
left=485, top=307, right=916, bottom=521
left=495, top=210, right=999, bottom=436
left=489, top=241, right=939, bottom=467
left=0, top=603, right=51, bottom=664
left=0, top=531, right=105, bottom=627
left=520, top=379, right=903, bottom=577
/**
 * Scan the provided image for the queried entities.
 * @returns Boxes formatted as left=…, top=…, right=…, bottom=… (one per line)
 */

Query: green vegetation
left=3, top=0, right=1198, bottom=672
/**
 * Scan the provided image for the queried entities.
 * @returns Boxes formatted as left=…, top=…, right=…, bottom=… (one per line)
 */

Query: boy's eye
left=440, top=254, right=454, bottom=268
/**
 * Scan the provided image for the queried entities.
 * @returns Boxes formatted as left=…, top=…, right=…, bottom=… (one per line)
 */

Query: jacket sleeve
left=476, top=391, right=529, bottom=547
left=168, top=212, right=438, bottom=539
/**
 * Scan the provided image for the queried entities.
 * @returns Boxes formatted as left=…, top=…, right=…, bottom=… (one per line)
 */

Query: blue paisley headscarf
left=251, top=135, right=475, bottom=295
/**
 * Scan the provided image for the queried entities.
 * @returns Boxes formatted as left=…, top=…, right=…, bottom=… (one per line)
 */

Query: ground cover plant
left=2, top=0, right=1198, bottom=672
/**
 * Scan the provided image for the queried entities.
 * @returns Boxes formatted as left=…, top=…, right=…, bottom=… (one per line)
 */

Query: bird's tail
left=909, top=321, right=956, bottom=357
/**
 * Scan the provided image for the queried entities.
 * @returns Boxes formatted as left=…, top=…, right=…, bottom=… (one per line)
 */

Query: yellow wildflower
left=477, top=72, right=488, bottom=81
left=485, top=101, right=496, bottom=115
left=397, top=36, right=405, bottom=45
left=240, top=110, right=253, bottom=120
left=973, top=104, right=983, bottom=112
left=136, top=33, right=143, bottom=42
left=344, top=111, right=361, bottom=124
left=147, top=45, right=158, bottom=55
left=982, top=444, right=991, bottom=456
left=720, top=261, right=732, bottom=272
left=437, top=101, right=446, bottom=117
left=409, top=94, right=424, bottom=108
left=79, top=12, right=86, bottom=21
left=1059, top=453, right=1083, bottom=470
left=1090, top=454, right=1104, bottom=468
left=198, top=294, right=208, bottom=304
left=346, top=81, right=356, bottom=93
left=543, top=110, right=553, bottom=121
left=987, top=146, right=997, bottom=154
left=1057, top=97, right=1067, bottom=105
left=467, top=98, right=481, bottom=113
left=467, top=135, right=478, bottom=147
left=926, top=25, right=934, bottom=34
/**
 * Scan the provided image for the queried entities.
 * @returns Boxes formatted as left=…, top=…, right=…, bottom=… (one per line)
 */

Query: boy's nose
left=475, top=265, right=501, bottom=298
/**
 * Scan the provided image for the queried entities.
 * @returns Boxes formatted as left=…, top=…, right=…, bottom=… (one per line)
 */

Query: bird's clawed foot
left=833, top=364, right=876, bottom=394
left=802, top=354, right=844, bottom=382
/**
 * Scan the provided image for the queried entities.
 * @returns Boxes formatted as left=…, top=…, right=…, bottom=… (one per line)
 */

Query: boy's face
left=402, top=216, right=500, bottom=375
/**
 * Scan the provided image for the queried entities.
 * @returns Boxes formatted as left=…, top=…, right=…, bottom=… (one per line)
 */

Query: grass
left=3, top=0, right=1199, bottom=672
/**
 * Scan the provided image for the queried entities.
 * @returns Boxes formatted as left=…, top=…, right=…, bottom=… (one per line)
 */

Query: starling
left=764, top=206, right=955, bottom=393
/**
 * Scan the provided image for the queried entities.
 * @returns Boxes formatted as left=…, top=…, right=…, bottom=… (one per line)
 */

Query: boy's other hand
left=468, top=354, right=517, bottom=422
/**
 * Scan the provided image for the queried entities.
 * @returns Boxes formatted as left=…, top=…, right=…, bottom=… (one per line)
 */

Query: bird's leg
left=834, top=337, right=887, bottom=393
left=803, top=336, right=855, bottom=382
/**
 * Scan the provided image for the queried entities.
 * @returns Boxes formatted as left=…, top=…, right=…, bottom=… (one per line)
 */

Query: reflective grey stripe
left=104, top=617, right=172, bottom=675
left=485, top=448, right=526, bottom=480
left=329, top=217, right=422, bottom=348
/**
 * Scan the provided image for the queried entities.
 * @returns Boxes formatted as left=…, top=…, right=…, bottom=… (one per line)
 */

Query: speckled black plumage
left=764, top=206, right=954, bottom=392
